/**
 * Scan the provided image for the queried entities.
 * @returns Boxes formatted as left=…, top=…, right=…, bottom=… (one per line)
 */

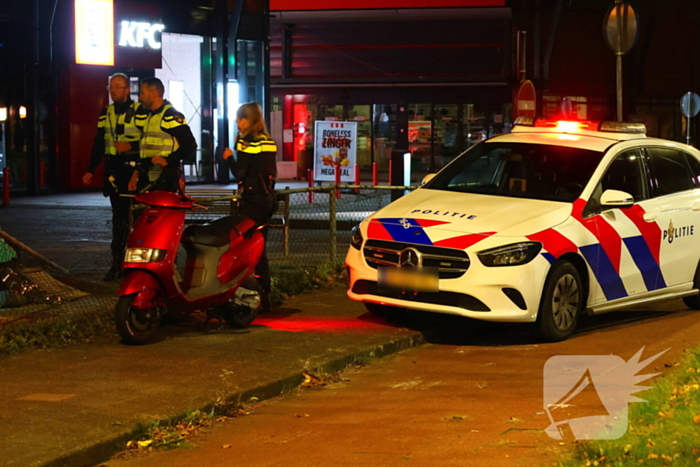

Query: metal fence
left=186, top=185, right=416, bottom=269
left=0, top=185, right=414, bottom=327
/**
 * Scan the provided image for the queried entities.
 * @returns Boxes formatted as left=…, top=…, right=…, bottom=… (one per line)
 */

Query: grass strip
left=557, top=347, right=700, bottom=466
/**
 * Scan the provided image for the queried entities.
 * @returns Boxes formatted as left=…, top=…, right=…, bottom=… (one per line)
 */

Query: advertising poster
left=313, top=121, right=357, bottom=182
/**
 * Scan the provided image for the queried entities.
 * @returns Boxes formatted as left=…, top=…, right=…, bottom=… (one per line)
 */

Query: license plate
left=378, top=267, right=438, bottom=293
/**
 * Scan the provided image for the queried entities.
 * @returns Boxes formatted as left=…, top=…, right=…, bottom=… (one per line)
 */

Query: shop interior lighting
left=19, top=106, right=27, bottom=119
left=0, top=108, right=6, bottom=122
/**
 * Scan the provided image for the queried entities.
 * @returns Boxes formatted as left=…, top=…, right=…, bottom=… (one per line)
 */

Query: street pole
left=616, top=53, right=623, bottom=122
left=604, top=0, right=637, bottom=123
left=615, top=0, right=624, bottom=122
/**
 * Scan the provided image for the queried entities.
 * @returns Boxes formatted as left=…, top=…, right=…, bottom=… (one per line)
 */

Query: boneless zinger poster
left=313, top=121, right=357, bottom=182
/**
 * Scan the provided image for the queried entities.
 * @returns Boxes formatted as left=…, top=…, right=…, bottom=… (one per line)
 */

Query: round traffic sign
left=680, top=92, right=700, bottom=118
left=516, top=80, right=536, bottom=118
left=604, top=1, right=638, bottom=55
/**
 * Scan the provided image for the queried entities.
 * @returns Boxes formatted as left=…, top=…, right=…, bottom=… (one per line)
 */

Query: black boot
left=259, top=291, right=272, bottom=313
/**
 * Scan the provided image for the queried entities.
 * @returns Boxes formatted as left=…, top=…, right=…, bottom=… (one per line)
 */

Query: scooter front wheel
left=115, top=293, right=162, bottom=345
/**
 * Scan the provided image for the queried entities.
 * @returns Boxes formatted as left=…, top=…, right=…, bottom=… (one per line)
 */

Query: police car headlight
left=124, top=248, right=167, bottom=263
left=477, top=242, right=542, bottom=267
left=350, top=224, right=363, bottom=250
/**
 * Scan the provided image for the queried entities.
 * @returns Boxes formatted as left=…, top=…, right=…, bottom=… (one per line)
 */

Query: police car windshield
left=424, top=142, right=603, bottom=202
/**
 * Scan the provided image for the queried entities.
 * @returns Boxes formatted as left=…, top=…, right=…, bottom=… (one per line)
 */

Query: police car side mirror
left=421, top=173, right=436, bottom=186
left=600, top=189, right=634, bottom=209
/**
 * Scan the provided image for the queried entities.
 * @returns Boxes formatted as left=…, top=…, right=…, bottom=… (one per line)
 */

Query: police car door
left=641, top=147, right=700, bottom=288
left=584, top=149, right=652, bottom=302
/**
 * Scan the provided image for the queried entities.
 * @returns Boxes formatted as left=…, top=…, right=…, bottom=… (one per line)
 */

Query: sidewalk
left=2, top=181, right=308, bottom=209
left=1, top=287, right=426, bottom=467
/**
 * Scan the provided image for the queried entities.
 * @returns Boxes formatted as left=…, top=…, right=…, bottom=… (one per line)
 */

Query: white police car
left=346, top=117, right=700, bottom=341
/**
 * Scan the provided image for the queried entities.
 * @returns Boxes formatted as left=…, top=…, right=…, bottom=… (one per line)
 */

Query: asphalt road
left=103, top=301, right=700, bottom=467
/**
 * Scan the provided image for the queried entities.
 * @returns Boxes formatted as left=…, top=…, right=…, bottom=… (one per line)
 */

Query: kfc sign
left=118, top=21, right=165, bottom=49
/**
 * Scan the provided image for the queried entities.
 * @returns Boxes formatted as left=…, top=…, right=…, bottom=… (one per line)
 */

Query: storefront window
left=348, top=105, right=371, bottom=166
left=433, top=104, right=459, bottom=166
left=408, top=103, right=432, bottom=171
left=463, top=103, right=488, bottom=151
left=372, top=104, right=396, bottom=168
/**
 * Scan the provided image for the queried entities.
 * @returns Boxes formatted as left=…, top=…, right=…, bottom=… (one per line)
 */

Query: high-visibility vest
left=139, top=104, right=185, bottom=159
left=99, top=101, right=141, bottom=156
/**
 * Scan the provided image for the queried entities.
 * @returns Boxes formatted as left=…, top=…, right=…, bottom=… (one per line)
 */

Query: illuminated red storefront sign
left=271, top=0, right=505, bottom=9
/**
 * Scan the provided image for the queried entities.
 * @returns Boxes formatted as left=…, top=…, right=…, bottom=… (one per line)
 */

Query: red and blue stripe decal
left=367, top=218, right=494, bottom=249
left=529, top=200, right=667, bottom=300
left=623, top=236, right=666, bottom=291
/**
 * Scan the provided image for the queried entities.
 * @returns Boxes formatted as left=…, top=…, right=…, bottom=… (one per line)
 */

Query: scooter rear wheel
left=115, top=293, right=162, bottom=345
left=223, top=304, right=258, bottom=329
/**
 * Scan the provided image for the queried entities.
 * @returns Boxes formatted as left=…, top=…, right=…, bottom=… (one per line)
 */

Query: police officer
left=223, top=102, right=277, bottom=311
left=129, top=77, right=196, bottom=192
left=83, top=73, right=141, bottom=281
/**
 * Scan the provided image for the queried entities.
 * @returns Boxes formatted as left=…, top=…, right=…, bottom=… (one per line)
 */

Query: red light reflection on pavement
left=255, top=316, right=395, bottom=333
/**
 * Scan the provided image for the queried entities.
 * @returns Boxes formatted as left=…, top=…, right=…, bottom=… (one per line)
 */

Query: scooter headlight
left=477, top=242, right=542, bottom=267
left=124, top=248, right=167, bottom=263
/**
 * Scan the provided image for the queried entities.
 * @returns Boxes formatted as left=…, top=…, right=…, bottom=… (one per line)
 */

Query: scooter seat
left=182, top=215, right=255, bottom=247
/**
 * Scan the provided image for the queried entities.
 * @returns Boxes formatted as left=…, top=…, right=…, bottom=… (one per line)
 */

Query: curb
left=41, top=332, right=427, bottom=467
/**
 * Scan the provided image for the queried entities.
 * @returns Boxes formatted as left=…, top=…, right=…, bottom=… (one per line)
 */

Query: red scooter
left=115, top=189, right=266, bottom=344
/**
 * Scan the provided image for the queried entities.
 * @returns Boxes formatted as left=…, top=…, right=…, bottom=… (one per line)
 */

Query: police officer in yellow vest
left=130, top=77, right=197, bottom=193
left=82, top=73, right=141, bottom=281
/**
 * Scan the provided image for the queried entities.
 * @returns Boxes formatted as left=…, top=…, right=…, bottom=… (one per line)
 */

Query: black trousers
left=109, top=192, right=131, bottom=261
left=255, top=226, right=271, bottom=294
left=240, top=193, right=277, bottom=295
left=104, top=167, right=134, bottom=263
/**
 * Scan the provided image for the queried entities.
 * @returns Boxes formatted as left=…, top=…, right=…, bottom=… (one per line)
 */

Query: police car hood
left=367, top=188, right=572, bottom=238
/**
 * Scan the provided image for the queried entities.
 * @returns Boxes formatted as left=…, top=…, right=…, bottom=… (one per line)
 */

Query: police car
left=346, top=117, right=700, bottom=341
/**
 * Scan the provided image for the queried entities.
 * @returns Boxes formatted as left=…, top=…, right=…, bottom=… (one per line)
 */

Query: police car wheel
left=537, top=261, right=583, bottom=342
left=364, top=302, right=399, bottom=317
left=682, top=261, right=700, bottom=309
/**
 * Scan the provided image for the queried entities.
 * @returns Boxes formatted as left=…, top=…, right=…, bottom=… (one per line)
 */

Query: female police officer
left=223, top=103, right=277, bottom=311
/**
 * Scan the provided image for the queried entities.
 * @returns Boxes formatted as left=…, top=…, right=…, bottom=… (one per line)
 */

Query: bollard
left=307, top=168, right=314, bottom=204
left=372, top=162, right=378, bottom=186
left=3, top=168, right=9, bottom=205
left=283, top=193, right=290, bottom=256
left=388, top=160, right=393, bottom=186
left=39, top=161, right=45, bottom=189
left=335, top=164, right=341, bottom=199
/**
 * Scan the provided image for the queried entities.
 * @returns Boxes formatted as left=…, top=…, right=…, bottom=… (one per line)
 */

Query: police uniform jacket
left=228, top=133, right=278, bottom=224
left=134, top=100, right=197, bottom=168
left=86, top=99, right=141, bottom=179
